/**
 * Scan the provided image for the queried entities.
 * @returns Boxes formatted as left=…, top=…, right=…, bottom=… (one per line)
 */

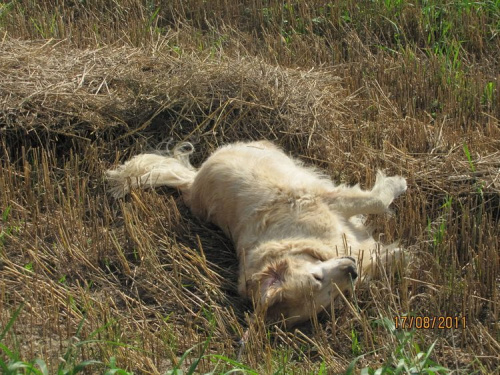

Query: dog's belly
left=187, top=142, right=345, bottom=253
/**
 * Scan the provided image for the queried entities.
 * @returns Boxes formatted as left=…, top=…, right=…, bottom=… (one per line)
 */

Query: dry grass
left=0, top=1, right=499, bottom=374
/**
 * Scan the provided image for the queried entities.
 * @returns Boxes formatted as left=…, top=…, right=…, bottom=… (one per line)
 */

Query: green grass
left=2, top=307, right=449, bottom=374
left=0, top=306, right=314, bottom=374
left=346, top=318, right=448, bottom=375
left=0, top=305, right=126, bottom=375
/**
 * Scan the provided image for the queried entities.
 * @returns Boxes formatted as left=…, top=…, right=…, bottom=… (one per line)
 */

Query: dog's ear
left=249, top=259, right=288, bottom=308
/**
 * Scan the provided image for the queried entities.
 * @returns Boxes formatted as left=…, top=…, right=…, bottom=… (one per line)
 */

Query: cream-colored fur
left=106, top=140, right=407, bottom=325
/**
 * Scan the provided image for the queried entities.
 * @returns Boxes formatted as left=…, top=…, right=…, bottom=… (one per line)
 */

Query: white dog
left=106, top=141, right=407, bottom=325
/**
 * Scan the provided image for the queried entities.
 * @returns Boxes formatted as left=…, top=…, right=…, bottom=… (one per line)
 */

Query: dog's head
left=247, top=250, right=357, bottom=326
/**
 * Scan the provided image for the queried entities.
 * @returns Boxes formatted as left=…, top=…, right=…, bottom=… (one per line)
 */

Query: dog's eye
left=312, top=273, right=323, bottom=282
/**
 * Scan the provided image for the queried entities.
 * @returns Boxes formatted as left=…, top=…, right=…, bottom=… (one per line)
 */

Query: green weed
left=351, top=327, right=363, bottom=356
left=481, top=81, right=495, bottom=108
left=346, top=317, right=448, bottom=374
left=428, top=195, right=453, bottom=256
left=463, top=142, right=475, bottom=173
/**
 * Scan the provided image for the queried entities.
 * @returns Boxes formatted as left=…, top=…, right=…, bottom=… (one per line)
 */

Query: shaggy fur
left=106, top=141, right=407, bottom=325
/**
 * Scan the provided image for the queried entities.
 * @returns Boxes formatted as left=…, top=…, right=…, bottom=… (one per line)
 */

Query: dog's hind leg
left=106, top=142, right=197, bottom=199
left=324, top=171, right=406, bottom=218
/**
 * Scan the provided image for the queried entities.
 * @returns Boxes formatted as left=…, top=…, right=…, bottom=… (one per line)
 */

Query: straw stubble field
left=0, top=1, right=499, bottom=374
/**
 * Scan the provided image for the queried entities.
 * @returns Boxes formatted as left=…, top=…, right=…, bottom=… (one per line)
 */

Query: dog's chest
left=233, top=194, right=343, bottom=251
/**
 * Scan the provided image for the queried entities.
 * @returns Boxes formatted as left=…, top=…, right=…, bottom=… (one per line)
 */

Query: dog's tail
left=106, top=142, right=197, bottom=198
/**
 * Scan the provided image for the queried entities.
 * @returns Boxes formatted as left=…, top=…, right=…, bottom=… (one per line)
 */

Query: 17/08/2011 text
left=394, top=316, right=466, bottom=329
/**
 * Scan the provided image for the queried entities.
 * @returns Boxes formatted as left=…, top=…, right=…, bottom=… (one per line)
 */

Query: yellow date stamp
left=394, top=316, right=466, bottom=329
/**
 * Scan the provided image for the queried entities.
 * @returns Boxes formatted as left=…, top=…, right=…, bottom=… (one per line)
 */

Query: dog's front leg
left=360, top=246, right=408, bottom=278
left=324, top=171, right=406, bottom=218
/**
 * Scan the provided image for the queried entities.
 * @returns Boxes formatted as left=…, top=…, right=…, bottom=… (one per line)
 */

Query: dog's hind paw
left=373, top=171, right=407, bottom=207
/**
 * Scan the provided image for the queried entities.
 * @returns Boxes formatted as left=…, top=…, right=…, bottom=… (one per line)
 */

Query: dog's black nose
left=347, top=264, right=358, bottom=280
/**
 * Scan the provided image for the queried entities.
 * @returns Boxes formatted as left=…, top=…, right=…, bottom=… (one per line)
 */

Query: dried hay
left=2, top=38, right=498, bottom=191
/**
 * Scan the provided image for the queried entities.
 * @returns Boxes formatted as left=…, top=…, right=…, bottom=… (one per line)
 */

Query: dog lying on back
left=107, top=141, right=407, bottom=326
